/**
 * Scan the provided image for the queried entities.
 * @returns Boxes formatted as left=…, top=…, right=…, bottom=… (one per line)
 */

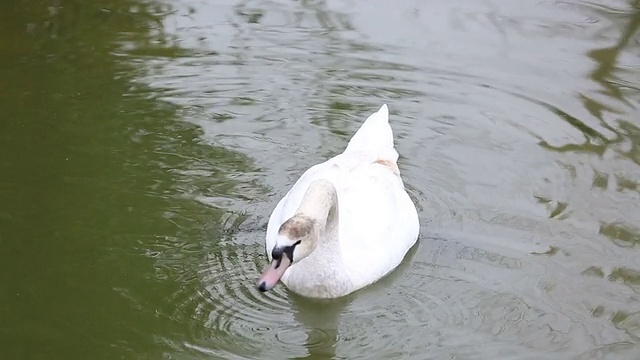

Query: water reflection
left=540, top=1, right=639, bottom=164
left=587, top=3, right=640, bottom=100
left=289, top=295, right=347, bottom=360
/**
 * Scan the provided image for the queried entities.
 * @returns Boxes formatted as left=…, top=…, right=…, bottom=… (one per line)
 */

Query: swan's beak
left=257, top=255, right=292, bottom=292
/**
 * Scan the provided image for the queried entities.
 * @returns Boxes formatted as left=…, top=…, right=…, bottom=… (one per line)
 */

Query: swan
left=257, top=104, right=419, bottom=298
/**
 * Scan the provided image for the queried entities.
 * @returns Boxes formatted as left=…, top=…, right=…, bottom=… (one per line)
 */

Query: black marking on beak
left=271, top=240, right=301, bottom=267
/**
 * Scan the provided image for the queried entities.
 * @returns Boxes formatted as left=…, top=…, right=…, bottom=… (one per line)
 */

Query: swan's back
left=267, top=104, right=402, bottom=229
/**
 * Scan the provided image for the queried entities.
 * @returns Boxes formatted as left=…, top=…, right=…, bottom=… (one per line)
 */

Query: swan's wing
left=337, top=163, right=420, bottom=287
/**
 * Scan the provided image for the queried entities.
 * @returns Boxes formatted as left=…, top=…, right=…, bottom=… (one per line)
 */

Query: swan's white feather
left=264, top=104, right=419, bottom=298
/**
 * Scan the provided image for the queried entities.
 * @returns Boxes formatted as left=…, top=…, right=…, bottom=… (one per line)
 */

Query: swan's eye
left=271, top=247, right=284, bottom=261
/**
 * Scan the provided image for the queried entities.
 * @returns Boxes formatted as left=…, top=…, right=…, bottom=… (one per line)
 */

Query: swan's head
left=257, top=215, right=317, bottom=292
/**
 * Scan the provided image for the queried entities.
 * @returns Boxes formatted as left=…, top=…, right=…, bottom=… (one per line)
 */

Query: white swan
left=257, top=104, right=419, bottom=298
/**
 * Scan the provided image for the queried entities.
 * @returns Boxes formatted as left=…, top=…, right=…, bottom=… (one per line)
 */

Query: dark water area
left=1, top=0, right=639, bottom=359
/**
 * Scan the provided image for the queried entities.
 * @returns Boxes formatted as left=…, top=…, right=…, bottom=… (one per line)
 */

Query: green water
left=0, top=1, right=226, bottom=357
left=1, top=0, right=639, bottom=359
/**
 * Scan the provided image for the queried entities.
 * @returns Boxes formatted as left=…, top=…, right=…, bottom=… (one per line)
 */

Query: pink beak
left=257, top=256, right=292, bottom=292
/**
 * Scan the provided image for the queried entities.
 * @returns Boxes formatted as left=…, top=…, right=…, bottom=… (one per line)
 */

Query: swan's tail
left=344, top=104, right=399, bottom=162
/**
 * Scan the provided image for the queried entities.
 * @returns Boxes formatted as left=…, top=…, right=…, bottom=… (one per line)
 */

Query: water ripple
left=329, top=253, right=563, bottom=359
left=166, top=240, right=314, bottom=358
left=127, top=0, right=640, bottom=358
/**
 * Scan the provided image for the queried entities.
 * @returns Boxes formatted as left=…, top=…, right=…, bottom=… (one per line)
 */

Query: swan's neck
left=287, top=179, right=350, bottom=298
left=296, top=179, right=339, bottom=245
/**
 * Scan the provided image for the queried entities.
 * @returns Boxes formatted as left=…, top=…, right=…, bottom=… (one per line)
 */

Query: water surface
left=1, top=0, right=639, bottom=359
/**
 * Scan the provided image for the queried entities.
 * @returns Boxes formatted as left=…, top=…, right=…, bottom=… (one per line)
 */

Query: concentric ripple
left=164, top=241, right=314, bottom=359
left=264, top=236, right=578, bottom=360
left=157, top=223, right=582, bottom=359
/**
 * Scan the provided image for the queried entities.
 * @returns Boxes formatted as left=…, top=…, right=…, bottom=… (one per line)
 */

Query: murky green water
left=1, top=0, right=639, bottom=359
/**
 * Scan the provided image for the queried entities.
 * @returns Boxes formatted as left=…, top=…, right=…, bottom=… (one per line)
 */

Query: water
left=1, top=0, right=639, bottom=359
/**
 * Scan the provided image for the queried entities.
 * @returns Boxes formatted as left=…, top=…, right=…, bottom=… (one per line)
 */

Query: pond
left=1, top=0, right=639, bottom=358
